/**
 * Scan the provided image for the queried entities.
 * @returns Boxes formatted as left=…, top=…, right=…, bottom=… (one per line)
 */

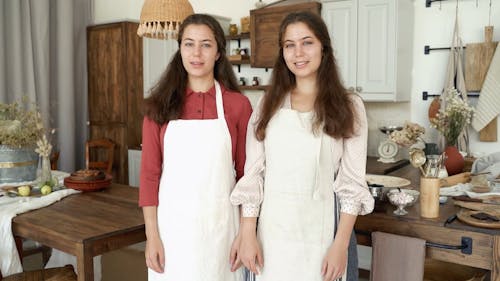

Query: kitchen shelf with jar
left=226, top=33, right=269, bottom=91
left=227, top=33, right=251, bottom=72
left=241, top=85, right=269, bottom=91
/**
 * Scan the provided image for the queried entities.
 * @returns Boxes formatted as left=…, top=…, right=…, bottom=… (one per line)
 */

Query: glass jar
left=252, top=76, right=259, bottom=86
left=239, top=77, right=246, bottom=86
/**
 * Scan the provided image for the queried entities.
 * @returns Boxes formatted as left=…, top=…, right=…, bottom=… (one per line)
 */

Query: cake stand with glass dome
left=377, top=125, right=403, bottom=163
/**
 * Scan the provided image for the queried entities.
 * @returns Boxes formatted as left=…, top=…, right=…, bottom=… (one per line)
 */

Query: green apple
left=41, top=185, right=52, bottom=195
left=18, top=185, right=31, bottom=196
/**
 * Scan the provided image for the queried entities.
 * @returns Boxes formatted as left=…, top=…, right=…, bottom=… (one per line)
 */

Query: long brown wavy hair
left=143, top=14, right=240, bottom=124
left=255, top=11, right=358, bottom=141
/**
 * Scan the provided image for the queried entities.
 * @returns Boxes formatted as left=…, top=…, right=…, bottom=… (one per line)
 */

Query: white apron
left=149, top=81, right=244, bottom=281
left=256, top=109, right=347, bottom=281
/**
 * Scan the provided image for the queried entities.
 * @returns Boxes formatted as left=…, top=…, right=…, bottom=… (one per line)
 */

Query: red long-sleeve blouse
left=139, top=84, right=253, bottom=207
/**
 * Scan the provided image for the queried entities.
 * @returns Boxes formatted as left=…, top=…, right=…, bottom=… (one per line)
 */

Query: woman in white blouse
left=230, top=11, right=374, bottom=281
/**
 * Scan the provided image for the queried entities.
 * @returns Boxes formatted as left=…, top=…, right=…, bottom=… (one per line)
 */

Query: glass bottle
left=40, top=155, right=52, bottom=184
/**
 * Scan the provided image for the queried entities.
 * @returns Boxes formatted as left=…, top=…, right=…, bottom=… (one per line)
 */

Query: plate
left=366, top=174, right=411, bottom=188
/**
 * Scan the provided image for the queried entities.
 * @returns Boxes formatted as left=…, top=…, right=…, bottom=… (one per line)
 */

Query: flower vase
left=40, top=155, right=52, bottom=184
left=444, top=146, right=464, bottom=176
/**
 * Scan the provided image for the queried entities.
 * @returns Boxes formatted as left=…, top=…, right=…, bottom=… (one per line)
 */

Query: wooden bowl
left=64, top=175, right=112, bottom=192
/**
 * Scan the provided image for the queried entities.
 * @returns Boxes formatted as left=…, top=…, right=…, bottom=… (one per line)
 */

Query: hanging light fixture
left=137, top=0, right=194, bottom=40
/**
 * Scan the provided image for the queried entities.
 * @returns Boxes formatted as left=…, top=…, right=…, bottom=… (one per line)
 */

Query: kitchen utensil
left=440, top=172, right=471, bottom=187
left=409, top=148, right=426, bottom=176
left=377, top=125, right=403, bottom=163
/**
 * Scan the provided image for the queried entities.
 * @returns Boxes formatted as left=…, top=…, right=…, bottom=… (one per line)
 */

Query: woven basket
left=137, top=0, right=194, bottom=39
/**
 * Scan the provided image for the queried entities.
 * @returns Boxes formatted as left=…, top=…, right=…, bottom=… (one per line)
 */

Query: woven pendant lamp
left=137, top=0, right=194, bottom=40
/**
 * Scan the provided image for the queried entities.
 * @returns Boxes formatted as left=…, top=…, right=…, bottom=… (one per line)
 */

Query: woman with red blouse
left=139, top=14, right=252, bottom=281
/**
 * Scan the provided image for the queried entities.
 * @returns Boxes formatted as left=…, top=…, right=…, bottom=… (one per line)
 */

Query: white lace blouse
left=230, top=94, right=374, bottom=217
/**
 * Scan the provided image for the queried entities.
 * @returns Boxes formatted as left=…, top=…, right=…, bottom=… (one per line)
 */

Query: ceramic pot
left=229, top=24, right=238, bottom=36
left=444, top=145, right=464, bottom=176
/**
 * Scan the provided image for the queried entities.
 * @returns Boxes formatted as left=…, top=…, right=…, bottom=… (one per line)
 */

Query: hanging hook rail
left=356, top=230, right=473, bottom=255
left=422, top=91, right=479, bottom=100
left=426, top=0, right=479, bottom=8
left=424, top=45, right=467, bottom=54
left=426, top=0, right=447, bottom=8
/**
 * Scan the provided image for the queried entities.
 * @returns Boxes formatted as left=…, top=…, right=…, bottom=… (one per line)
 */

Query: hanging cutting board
left=466, top=26, right=498, bottom=142
left=465, top=26, right=498, bottom=91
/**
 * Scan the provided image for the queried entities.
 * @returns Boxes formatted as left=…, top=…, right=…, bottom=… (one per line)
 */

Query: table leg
left=76, top=244, right=94, bottom=281
left=493, top=236, right=500, bottom=281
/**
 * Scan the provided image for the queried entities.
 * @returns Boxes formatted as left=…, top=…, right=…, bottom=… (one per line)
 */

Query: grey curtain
left=0, top=0, right=91, bottom=172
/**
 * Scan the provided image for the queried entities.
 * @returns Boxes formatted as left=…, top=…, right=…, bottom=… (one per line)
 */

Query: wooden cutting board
left=457, top=209, right=500, bottom=229
left=465, top=26, right=498, bottom=142
left=465, top=41, right=498, bottom=91
left=465, top=27, right=498, bottom=91
left=454, top=200, right=500, bottom=216
left=455, top=200, right=500, bottom=229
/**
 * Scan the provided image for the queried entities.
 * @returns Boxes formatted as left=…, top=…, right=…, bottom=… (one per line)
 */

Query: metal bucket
left=0, top=145, right=39, bottom=183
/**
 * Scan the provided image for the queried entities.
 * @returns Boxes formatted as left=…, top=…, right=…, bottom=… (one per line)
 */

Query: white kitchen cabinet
left=322, top=0, right=413, bottom=102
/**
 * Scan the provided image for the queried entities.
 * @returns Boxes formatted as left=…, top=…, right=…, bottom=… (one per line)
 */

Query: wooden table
left=358, top=162, right=500, bottom=280
left=11, top=184, right=146, bottom=281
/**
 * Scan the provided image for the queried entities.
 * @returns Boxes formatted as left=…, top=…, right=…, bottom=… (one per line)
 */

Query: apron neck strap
left=214, top=81, right=225, bottom=120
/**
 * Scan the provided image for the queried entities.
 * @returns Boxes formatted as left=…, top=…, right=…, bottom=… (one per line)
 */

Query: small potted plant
left=0, top=98, right=45, bottom=183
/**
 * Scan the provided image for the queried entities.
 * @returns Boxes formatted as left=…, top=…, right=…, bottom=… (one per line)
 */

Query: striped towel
left=472, top=44, right=500, bottom=131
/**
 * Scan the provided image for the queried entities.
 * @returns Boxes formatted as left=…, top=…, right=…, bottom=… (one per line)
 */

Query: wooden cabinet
left=87, top=22, right=143, bottom=184
left=322, top=0, right=414, bottom=102
left=250, top=1, right=321, bottom=68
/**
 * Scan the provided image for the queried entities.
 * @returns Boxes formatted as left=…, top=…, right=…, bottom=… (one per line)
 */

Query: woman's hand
left=239, top=222, right=264, bottom=275
left=321, top=241, right=347, bottom=281
left=230, top=232, right=243, bottom=272
left=145, top=234, right=165, bottom=273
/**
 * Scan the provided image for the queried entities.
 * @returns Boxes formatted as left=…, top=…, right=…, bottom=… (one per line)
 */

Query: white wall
left=92, top=0, right=265, bottom=24
left=92, top=0, right=500, bottom=157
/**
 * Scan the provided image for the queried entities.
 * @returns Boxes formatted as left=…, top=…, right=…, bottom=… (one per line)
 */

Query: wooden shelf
left=230, top=59, right=251, bottom=65
left=240, top=85, right=268, bottom=91
left=225, top=33, right=250, bottom=40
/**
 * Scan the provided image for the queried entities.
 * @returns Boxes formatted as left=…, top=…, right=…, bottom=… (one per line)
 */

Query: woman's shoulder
left=346, top=93, right=365, bottom=112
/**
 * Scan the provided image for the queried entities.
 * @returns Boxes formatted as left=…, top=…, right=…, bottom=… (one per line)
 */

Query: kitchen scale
left=377, top=125, right=403, bottom=163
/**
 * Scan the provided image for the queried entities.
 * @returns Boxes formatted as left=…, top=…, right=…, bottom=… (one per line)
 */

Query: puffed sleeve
left=139, top=116, right=163, bottom=207
left=332, top=95, right=374, bottom=215
left=230, top=100, right=265, bottom=217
